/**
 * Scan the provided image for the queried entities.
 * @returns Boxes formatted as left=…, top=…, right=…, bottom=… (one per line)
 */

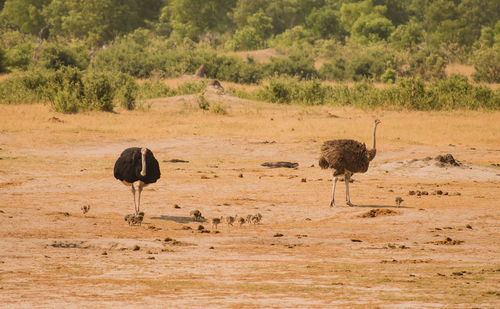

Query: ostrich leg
left=136, top=182, right=144, bottom=215
left=330, top=174, right=338, bottom=207
left=131, top=185, right=138, bottom=214
left=345, top=173, right=354, bottom=207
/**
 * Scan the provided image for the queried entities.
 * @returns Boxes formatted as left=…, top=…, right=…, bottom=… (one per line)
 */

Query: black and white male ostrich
left=114, top=147, right=161, bottom=215
left=319, top=119, right=381, bottom=207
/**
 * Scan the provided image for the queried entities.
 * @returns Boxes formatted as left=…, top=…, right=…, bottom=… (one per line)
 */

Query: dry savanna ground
left=1, top=89, right=500, bottom=308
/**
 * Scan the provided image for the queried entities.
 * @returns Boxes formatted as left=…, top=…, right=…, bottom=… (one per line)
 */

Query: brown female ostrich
left=114, top=147, right=161, bottom=215
left=319, top=119, right=381, bottom=207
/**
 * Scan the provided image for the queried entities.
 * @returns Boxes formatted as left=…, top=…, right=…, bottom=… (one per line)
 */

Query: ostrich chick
left=226, top=215, right=236, bottom=226
left=81, top=205, right=90, bottom=215
left=212, top=217, right=222, bottom=230
left=251, top=213, right=263, bottom=224
left=238, top=216, right=246, bottom=227
left=395, top=197, right=404, bottom=207
left=319, top=119, right=381, bottom=207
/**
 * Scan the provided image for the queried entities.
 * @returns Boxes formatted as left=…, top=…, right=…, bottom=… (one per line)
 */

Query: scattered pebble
left=133, top=245, right=140, bottom=251
left=273, top=233, right=284, bottom=237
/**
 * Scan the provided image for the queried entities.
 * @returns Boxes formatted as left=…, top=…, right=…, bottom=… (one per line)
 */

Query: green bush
left=83, top=71, right=115, bottom=112
left=38, top=43, right=89, bottom=71
left=319, top=59, right=346, bottom=81
left=0, top=47, right=6, bottom=73
left=471, top=44, right=500, bottom=83
left=45, top=67, right=85, bottom=113
left=137, top=79, right=174, bottom=99
left=381, top=68, right=396, bottom=84
left=115, top=74, right=139, bottom=110
left=266, top=52, right=318, bottom=80
left=198, top=94, right=210, bottom=110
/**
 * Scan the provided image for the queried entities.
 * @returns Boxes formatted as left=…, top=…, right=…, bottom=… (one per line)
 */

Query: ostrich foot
left=330, top=200, right=336, bottom=207
left=346, top=201, right=355, bottom=207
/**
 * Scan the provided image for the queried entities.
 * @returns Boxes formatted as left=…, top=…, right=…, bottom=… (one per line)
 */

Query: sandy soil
left=1, top=93, right=499, bottom=308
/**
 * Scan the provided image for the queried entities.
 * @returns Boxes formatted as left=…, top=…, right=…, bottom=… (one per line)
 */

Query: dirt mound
left=360, top=209, right=400, bottom=218
left=435, top=154, right=460, bottom=167
left=432, top=237, right=464, bottom=245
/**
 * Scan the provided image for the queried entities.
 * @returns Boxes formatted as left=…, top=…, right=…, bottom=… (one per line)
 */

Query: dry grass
left=1, top=95, right=500, bottom=308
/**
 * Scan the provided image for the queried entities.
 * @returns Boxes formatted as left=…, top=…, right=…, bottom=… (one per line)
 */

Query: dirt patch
left=431, top=237, right=464, bottom=245
left=359, top=209, right=400, bottom=218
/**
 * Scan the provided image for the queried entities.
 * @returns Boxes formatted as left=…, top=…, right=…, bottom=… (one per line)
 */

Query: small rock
left=133, top=245, right=140, bottom=251
left=174, top=204, right=181, bottom=209
left=301, top=178, right=307, bottom=182
left=466, top=224, right=472, bottom=229
left=273, top=233, right=284, bottom=237
left=351, top=239, right=362, bottom=242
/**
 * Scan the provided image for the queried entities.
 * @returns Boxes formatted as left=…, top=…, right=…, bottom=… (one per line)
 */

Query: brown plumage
left=319, top=119, right=381, bottom=207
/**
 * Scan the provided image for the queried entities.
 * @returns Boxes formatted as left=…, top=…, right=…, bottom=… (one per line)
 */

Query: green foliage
left=231, top=26, right=261, bottom=51
left=44, top=67, right=85, bottom=113
left=319, top=59, right=346, bottom=81
left=137, top=80, right=174, bottom=100
left=266, top=51, right=318, bottom=80
left=38, top=42, right=89, bottom=70
left=0, top=68, right=50, bottom=104
left=0, top=47, right=6, bottom=72
left=234, top=76, right=499, bottom=110
left=82, top=71, right=115, bottom=112
left=115, top=74, right=138, bottom=110
left=198, top=94, right=210, bottom=110
left=381, top=68, right=396, bottom=84
left=471, top=44, right=500, bottom=83
left=44, top=0, right=163, bottom=47
left=351, top=13, right=395, bottom=43
left=0, top=0, right=50, bottom=35
left=306, top=8, right=343, bottom=41
left=389, top=22, right=425, bottom=50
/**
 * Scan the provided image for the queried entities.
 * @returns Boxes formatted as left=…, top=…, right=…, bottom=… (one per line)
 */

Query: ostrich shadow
left=351, top=204, right=414, bottom=209
left=150, top=215, right=207, bottom=224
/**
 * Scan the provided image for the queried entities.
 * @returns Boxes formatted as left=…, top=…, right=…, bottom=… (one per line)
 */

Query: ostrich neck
left=140, top=148, right=147, bottom=177
left=372, top=124, right=377, bottom=151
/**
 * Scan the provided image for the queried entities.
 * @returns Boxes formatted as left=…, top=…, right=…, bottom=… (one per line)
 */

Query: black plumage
left=114, top=147, right=160, bottom=215
left=114, top=147, right=160, bottom=184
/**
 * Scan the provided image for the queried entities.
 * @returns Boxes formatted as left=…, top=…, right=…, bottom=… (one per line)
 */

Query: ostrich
left=319, top=119, right=381, bottom=207
left=114, top=147, right=161, bottom=215
left=81, top=205, right=90, bottom=215
left=212, top=217, right=222, bottom=230
left=395, top=197, right=404, bottom=207
left=226, top=215, right=236, bottom=226
left=190, top=210, right=204, bottom=222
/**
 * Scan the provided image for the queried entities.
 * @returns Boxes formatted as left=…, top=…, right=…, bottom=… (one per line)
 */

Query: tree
left=389, top=21, right=424, bottom=50
left=351, top=13, right=394, bottom=44
left=0, top=0, right=50, bottom=35
left=44, top=0, right=163, bottom=46
left=168, top=0, right=237, bottom=41
left=306, top=7, right=343, bottom=41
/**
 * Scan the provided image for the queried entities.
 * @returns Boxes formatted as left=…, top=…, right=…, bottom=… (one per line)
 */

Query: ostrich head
left=375, top=119, right=381, bottom=125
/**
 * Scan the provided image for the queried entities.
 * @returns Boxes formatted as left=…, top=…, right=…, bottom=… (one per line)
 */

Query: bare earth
left=1, top=92, right=500, bottom=308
